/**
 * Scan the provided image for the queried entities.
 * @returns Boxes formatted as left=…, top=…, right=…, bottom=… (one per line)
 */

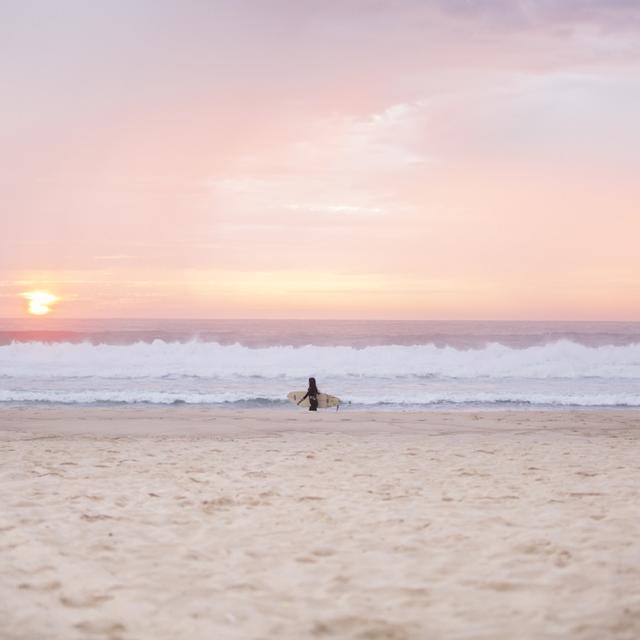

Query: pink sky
left=2, top=1, right=639, bottom=319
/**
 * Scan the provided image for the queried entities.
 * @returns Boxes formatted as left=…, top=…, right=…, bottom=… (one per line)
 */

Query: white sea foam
left=0, top=389, right=637, bottom=407
left=2, top=339, right=640, bottom=380
left=3, top=338, right=639, bottom=407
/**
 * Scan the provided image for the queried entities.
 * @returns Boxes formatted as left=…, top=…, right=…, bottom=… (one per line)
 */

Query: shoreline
left=2, top=406, right=639, bottom=438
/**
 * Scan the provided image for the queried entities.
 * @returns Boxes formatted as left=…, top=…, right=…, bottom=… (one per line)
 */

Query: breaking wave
left=1, top=339, right=640, bottom=380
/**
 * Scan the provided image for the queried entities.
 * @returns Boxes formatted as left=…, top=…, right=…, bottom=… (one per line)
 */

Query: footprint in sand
left=61, top=593, right=113, bottom=608
left=312, top=616, right=412, bottom=639
left=18, top=580, right=61, bottom=592
left=81, top=513, right=114, bottom=522
left=201, top=497, right=235, bottom=512
left=555, top=550, right=572, bottom=567
left=482, top=581, right=525, bottom=592
left=74, top=620, right=126, bottom=635
left=311, top=548, right=335, bottom=557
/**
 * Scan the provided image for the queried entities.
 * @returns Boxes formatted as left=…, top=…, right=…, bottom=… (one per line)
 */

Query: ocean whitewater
left=1, top=319, right=639, bottom=408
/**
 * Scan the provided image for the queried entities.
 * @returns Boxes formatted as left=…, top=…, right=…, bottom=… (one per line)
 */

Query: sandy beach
left=1, top=407, right=639, bottom=640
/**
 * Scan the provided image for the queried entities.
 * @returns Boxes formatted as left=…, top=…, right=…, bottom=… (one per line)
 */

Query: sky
left=1, top=0, right=639, bottom=319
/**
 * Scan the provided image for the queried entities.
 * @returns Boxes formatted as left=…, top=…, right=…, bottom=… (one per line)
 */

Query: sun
left=21, top=291, right=60, bottom=316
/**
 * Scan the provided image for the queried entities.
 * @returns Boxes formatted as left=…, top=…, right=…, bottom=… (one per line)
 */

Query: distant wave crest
left=2, top=339, right=640, bottom=380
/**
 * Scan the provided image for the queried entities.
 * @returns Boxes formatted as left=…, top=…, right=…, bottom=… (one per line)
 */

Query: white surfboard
left=287, top=391, right=341, bottom=409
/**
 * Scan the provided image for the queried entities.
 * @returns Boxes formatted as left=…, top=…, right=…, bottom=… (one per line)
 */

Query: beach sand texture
left=1, top=408, right=639, bottom=640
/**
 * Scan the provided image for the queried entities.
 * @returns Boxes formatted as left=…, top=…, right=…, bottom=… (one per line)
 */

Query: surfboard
left=287, top=391, right=341, bottom=409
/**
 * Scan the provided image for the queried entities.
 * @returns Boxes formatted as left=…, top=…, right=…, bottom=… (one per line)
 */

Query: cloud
left=436, top=0, right=640, bottom=30
left=282, top=204, right=385, bottom=216
left=340, top=103, right=433, bottom=171
left=206, top=101, right=431, bottom=224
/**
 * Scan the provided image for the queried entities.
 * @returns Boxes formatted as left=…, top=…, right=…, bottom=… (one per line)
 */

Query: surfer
left=297, top=377, right=319, bottom=411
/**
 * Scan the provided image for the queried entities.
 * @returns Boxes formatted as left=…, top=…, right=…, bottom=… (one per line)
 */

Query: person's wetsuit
left=298, top=380, right=319, bottom=411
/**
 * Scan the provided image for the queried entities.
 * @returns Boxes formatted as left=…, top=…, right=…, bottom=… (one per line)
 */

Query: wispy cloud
left=436, top=0, right=640, bottom=30
left=207, top=100, right=431, bottom=224
left=282, top=204, right=385, bottom=216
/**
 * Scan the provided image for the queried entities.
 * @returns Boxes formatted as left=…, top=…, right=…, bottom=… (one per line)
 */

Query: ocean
left=1, top=319, right=639, bottom=409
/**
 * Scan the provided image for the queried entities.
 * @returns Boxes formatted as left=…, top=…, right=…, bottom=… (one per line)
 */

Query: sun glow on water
left=21, top=291, right=59, bottom=316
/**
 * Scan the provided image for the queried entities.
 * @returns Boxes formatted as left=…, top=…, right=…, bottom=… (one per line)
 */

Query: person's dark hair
left=308, top=377, right=318, bottom=394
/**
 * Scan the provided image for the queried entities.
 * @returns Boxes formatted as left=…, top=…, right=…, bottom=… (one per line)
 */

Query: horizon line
left=3, top=317, right=640, bottom=323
